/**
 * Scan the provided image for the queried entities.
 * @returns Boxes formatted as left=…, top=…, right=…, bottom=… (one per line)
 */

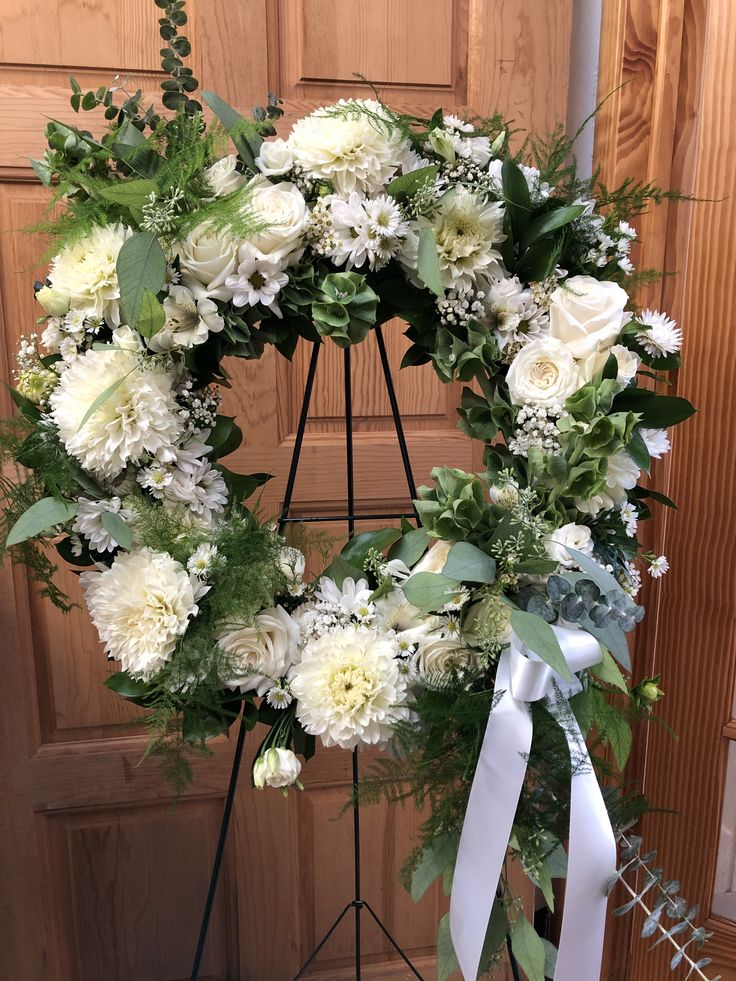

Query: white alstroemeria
left=148, top=284, right=225, bottom=352
left=640, top=427, right=671, bottom=459
left=225, top=246, right=289, bottom=316
left=72, top=496, right=134, bottom=553
left=636, top=310, right=683, bottom=357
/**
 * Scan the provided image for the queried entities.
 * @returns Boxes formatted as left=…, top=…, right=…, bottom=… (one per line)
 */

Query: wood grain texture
left=597, top=1, right=736, bottom=978
left=0, top=2, right=572, bottom=978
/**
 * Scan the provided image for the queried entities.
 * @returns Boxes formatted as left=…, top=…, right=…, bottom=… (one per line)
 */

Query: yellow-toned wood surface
left=0, top=2, right=571, bottom=979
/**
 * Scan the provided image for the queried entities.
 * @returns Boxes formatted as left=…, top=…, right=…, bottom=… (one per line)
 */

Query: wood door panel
left=0, top=2, right=573, bottom=978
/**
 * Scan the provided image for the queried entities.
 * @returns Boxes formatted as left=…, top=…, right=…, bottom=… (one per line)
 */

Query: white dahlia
left=47, top=224, right=132, bottom=326
left=290, top=625, right=410, bottom=750
left=50, top=345, right=182, bottom=479
left=81, top=547, right=202, bottom=679
left=401, top=188, right=506, bottom=291
left=287, top=99, right=407, bottom=195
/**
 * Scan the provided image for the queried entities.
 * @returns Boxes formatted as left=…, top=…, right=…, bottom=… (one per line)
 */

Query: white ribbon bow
left=449, top=624, right=617, bottom=980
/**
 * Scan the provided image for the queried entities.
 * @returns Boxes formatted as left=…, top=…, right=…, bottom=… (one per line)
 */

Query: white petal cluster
left=328, top=192, right=408, bottom=270
left=72, top=496, right=134, bottom=553
left=47, top=224, right=132, bottom=326
left=49, top=344, right=182, bottom=479
left=81, top=547, right=202, bottom=679
left=290, top=625, right=410, bottom=749
left=286, top=100, right=408, bottom=195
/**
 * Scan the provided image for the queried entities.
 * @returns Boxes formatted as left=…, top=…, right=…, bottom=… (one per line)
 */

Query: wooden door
left=0, top=3, right=572, bottom=979
left=596, top=1, right=736, bottom=979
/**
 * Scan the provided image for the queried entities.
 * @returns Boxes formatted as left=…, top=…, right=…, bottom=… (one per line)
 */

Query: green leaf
left=542, top=938, right=559, bottom=978
left=627, top=428, right=651, bottom=474
left=501, top=159, right=531, bottom=242
left=104, top=670, right=151, bottom=700
left=5, top=383, right=42, bottom=421
left=590, top=646, right=628, bottom=692
left=6, top=496, right=77, bottom=547
left=322, top=554, right=365, bottom=589
left=214, top=465, right=270, bottom=502
left=634, top=486, right=677, bottom=509
left=202, top=90, right=262, bottom=171
left=614, top=391, right=695, bottom=428
left=386, top=164, right=438, bottom=201
left=410, top=833, right=457, bottom=902
left=388, top=527, right=429, bottom=567
left=520, top=204, right=587, bottom=249
left=97, top=177, right=157, bottom=208
left=607, top=712, right=633, bottom=769
left=442, top=541, right=496, bottom=584
left=436, top=913, right=459, bottom=981
left=208, top=415, right=243, bottom=460
left=403, top=572, right=462, bottom=613
left=136, top=288, right=166, bottom=338
left=117, top=231, right=167, bottom=330
left=100, top=510, right=133, bottom=550
left=417, top=226, right=444, bottom=296
left=481, top=900, right=510, bottom=970
left=510, top=610, right=572, bottom=681
left=340, top=527, right=402, bottom=569
left=510, top=913, right=546, bottom=981
left=77, top=371, right=131, bottom=432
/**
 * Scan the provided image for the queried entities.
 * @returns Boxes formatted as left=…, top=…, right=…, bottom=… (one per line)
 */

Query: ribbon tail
left=449, top=649, right=533, bottom=980
left=554, top=705, right=618, bottom=981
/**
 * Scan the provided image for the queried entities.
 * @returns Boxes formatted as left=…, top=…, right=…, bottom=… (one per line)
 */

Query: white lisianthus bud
left=580, top=343, right=640, bottom=385
left=36, top=286, right=70, bottom=316
left=203, top=154, right=246, bottom=197
left=255, top=138, right=294, bottom=177
left=428, top=127, right=457, bottom=163
left=253, top=747, right=303, bottom=792
left=545, top=523, right=595, bottom=568
left=410, top=540, right=452, bottom=575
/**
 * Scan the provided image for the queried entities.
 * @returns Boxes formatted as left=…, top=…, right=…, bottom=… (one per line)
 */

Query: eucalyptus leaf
left=442, top=541, right=496, bottom=584
left=6, top=496, right=77, bottom=547
left=510, top=610, right=572, bottom=680
left=136, top=288, right=166, bottom=338
left=100, top=510, right=133, bottom=550
left=564, top=547, right=623, bottom=595
left=77, top=371, right=132, bottom=432
left=417, top=226, right=444, bottom=296
left=117, top=231, right=166, bottom=330
left=388, top=527, right=429, bottom=567
left=403, top=572, right=462, bottom=613
left=410, top=833, right=457, bottom=902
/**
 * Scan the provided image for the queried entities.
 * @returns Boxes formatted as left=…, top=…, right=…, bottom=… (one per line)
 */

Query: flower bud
left=253, top=747, right=302, bottom=792
left=16, top=366, right=58, bottom=404
left=631, top=675, right=665, bottom=710
left=36, top=286, right=70, bottom=317
left=428, top=127, right=456, bottom=164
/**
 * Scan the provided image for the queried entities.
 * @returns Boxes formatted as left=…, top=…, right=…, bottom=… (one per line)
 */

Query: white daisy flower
left=225, top=248, right=289, bottom=316
left=648, top=555, right=670, bottom=579
left=187, top=543, right=220, bottom=579
left=640, top=427, right=671, bottom=459
left=636, top=309, right=683, bottom=357
left=266, top=683, right=294, bottom=710
left=138, top=462, right=174, bottom=498
left=620, top=502, right=638, bottom=537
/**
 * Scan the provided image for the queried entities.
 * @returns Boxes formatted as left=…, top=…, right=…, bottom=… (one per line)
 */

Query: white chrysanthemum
left=287, top=99, right=407, bottom=195
left=620, top=502, right=638, bottom=537
left=290, top=625, right=410, bottom=749
left=636, top=309, right=683, bottom=357
left=640, top=427, right=671, bottom=459
left=401, top=188, right=506, bottom=291
left=50, top=345, right=182, bottom=479
left=648, top=555, right=670, bottom=579
left=81, top=547, right=201, bottom=679
left=329, top=192, right=407, bottom=271
left=187, top=543, right=220, bottom=579
left=47, top=224, right=132, bottom=326
left=72, top=496, right=134, bottom=553
left=161, top=437, right=229, bottom=525
left=316, top=576, right=376, bottom=623
left=225, top=246, right=289, bottom=316
left=486, top=275, right=550, bottom=349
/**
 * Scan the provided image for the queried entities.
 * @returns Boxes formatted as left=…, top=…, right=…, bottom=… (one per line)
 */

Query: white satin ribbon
left=449, top=624, right=617, bottom=980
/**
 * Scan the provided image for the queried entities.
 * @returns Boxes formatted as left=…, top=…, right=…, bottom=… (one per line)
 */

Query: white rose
left=506, top=337, right=583, bottom=406
left=410, top=540, right=452, bottom=575
left=545, top=523, right=595, bottom=568
left=414, top=631, right=473, bottom=678
left=248, top=180, right=307, bottom=265
left=255, top=138, right=294, bottom=177
left=219, top=605, right=300, bottom=696
left=549, top=275, right=629, bottom=360
left=177, top=221, right=240, bottom=301
left=36, top=285, right=70, bottom=316
left=580, top=343, right=640, bottom=384
left=204, top=154, right=247, bottom=197
left=253, top=747, right=302, bottom=790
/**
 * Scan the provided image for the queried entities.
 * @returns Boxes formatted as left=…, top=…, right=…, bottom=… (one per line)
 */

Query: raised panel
left=40, top=801, right=234, bottom=981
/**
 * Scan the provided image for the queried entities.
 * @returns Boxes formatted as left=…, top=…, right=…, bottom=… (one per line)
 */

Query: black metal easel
left=190, top=323, right=423, bottom=981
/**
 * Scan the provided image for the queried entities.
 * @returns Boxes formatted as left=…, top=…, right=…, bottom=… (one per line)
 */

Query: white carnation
left=81, top=547, right=201, bottom=679
left=290, top=625, right=410, bottom=750
left=72, top=496, right=134, bottom=553
left=219, top=605, right=300, bottom=696
left=47, top=224, right=132, bottom=326
left=287, top=99, right=407, bottom=195
left=50, top=345, right=182, bottom=479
